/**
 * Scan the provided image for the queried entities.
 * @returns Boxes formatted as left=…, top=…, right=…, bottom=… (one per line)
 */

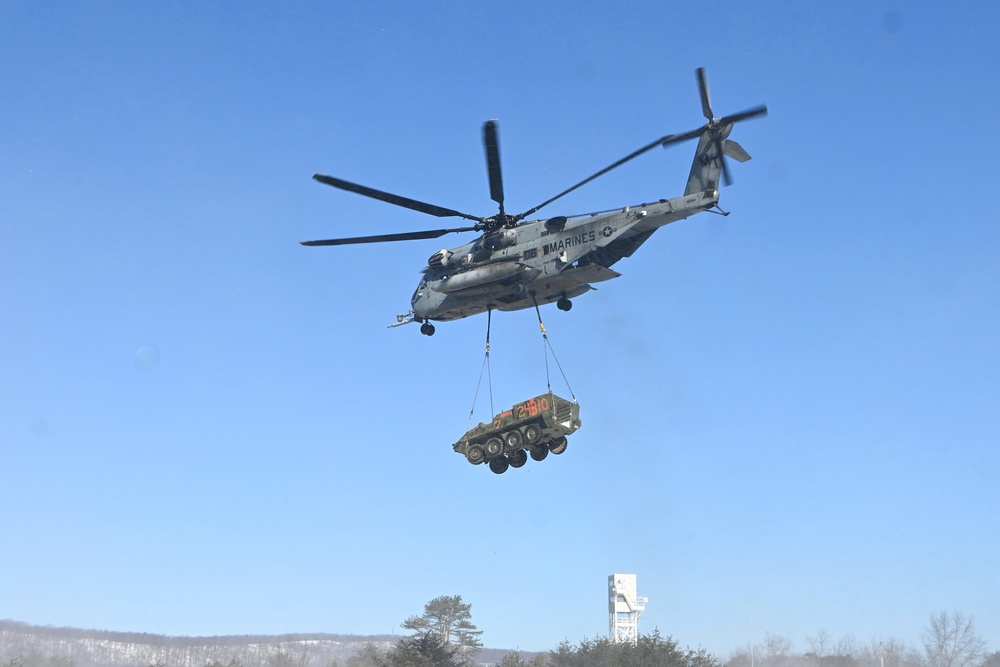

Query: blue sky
left=2, top=0, right=998, bottom=657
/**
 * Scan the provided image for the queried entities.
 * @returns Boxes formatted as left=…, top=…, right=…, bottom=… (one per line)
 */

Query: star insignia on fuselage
left=602, top=226, right=614, bottom=237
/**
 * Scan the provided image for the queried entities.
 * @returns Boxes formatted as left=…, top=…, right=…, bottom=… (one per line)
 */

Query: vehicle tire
left=484, top=437, right=503, bottom=458
left=548, top=436, right=568, bottom=455
left=557, top=297, right=572, bottom=311
left=522, top=423, right=542, bottom=445
left=466, top=444, right=485, bottom=465
left=420, top=322, right=436, bottom=336
left=508, top=449, right=528, bottom=468
left=503, top=429, right=523, bottom=451
left=529, top=444, right=549, bottom=462
left=489, top=456, right=510, bottom=474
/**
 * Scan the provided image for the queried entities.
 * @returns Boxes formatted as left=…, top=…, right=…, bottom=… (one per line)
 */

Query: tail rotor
left=664, top=67, right=767, bottom=192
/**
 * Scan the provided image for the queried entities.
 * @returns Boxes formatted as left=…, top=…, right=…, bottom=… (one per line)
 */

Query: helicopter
left=302, top=68, right=766, bottom=336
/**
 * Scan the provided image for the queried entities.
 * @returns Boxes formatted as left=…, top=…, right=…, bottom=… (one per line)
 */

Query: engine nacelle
left=545, top=216, right=568, bottom=232
left=427, top=249, right=454, bottom=269
left=484, top=228, right=519, bottom=252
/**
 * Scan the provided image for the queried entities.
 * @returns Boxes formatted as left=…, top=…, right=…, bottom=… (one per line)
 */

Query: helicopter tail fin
left=683, top=123, right=752, bottom=196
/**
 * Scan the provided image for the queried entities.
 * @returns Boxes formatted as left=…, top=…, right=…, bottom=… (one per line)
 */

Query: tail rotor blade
left=717, top=138, right=732, bottom=186
left=719, top=104, right=768, bottom=126
left=697, top=67, right=714, bottom=121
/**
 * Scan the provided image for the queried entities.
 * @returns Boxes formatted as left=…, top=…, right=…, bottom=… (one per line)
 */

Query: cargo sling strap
left=530, top=293, right=576, bottom=402
left=466, top=300, right=577, bottom=433
left=467, top=308, right=497, bottom=430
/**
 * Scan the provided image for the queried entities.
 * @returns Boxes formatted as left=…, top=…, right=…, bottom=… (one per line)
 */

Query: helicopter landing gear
left=419, top=321, right=436, bottom=336
left=557, top=296, right=572, bottom=311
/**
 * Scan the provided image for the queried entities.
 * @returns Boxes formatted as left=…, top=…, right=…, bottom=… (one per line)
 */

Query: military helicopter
left=302, top=68, right=766, bottom=336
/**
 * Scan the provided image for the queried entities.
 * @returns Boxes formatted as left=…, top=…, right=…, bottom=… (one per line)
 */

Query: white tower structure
left=608, top=574, right=648, bottom=644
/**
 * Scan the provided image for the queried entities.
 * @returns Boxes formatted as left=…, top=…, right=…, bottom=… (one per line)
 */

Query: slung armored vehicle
left=453, top=392, right=581, bottom=474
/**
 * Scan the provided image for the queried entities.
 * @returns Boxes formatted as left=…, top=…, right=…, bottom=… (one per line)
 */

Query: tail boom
left=684, top=123, right=753, bottom=195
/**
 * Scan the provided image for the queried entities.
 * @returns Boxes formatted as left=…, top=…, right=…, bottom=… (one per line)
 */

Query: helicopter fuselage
left=304, top=68, right=766, bottom=336
left=405, top=188, right=720, bottom=323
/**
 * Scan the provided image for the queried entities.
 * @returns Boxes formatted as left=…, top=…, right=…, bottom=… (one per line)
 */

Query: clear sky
left=2, top=0, right=998, bottom=657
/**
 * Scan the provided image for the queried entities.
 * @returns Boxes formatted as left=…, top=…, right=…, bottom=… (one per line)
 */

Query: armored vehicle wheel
left=484, top=437, right=503, bottom=458
left=522, top=423, right=542, bottom=445
left=507, top=449, right=528, bottom=468
left=548, top=436, right=568, bottom=455
left=503, top=429, right=523, bottom=451
left=508, top=449, right=527, bottom=468
left=466, top=444, right=485, bottom=465
left=529, top=444, right=549, bottom=462
left=489, top=456, right=510, bottom=474
left=420, top=321, right=436, bottom=336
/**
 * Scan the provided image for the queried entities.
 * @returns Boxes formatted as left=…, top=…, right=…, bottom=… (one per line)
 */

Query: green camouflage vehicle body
left=453, top=392, right=581, bottom=474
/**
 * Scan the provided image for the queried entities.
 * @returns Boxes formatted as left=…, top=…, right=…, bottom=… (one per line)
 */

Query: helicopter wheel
left=508, top=449, right=527, bottom=468
left=548, top=436, right=568, bottom=455
left=529, top=444, right=549, bottom=462
left=557, top=297, right=572, bottom=311
left=489, top=456, right=510, bottom=475
left=420, top=322, right=436, bottom=336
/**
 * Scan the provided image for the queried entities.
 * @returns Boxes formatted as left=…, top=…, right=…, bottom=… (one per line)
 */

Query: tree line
left=4, top=600, right=997, bottom=667
left=325, top=599, right=998, bottom=667
left=726, top=613, right=997, bottom=667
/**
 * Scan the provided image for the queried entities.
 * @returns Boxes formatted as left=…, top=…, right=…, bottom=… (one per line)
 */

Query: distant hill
left=0, top=620, right=527, bottom=667
left=0, top=620, right=537, bottom=667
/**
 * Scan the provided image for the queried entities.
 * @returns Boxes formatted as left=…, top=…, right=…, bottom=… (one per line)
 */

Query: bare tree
left=836, top=636, right=860, bottom=661
left=808, top=632, right=831, bottom=659
left=922, top=612, right=987, bottom=667
left=764, top=634, right=793, bottom=667
left=727, top=647, right=754, bottom=667
left=857, top=638, right=922, bottom=667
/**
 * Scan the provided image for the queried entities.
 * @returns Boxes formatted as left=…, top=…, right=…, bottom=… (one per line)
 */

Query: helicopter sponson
left=434, top=260, right=540, bottom=295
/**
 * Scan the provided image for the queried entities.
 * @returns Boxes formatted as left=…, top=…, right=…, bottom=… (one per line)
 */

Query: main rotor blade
left=313, top=174, right=482, bottom=222
left=301, top=226, right=479, bottom=246
left=515, top=135, right=672, bottom=221
left=697, top=67, right=714, bottom=121
left=483, top=120, right=505, bottom=208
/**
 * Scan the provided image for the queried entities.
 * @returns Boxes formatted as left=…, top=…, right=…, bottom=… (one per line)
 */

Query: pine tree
left=401, top=595, right=483, bottom=652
